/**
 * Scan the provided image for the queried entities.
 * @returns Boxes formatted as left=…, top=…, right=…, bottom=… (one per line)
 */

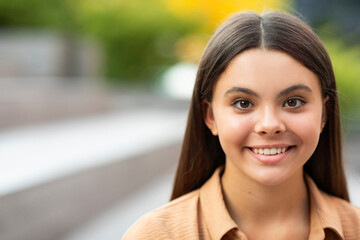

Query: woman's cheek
left=217, top=114, right=252, bottom=146
left=285, top=111, right=322, bottom=146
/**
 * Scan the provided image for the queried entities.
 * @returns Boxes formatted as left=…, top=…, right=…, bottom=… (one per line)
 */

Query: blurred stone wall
left=0, top=30, right=103, bottom=78
left=0, top=30, right=111, bottom=129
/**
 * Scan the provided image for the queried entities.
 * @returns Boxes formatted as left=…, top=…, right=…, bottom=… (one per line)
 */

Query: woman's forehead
left=213, top=49, right=321, bottom=96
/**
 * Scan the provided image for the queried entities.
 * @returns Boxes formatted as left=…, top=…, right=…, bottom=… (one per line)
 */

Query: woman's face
left=204, top=49, right=326, bottom=186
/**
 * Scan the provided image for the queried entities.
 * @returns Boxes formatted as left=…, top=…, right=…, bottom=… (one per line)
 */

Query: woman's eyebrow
left=224, top=84, right=312, bottom=98
left=224, top=87, right=259, bottom=97
left=277, top=84, right=312, bottom=97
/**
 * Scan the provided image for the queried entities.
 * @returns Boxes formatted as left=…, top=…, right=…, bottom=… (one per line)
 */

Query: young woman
left=123, top=11, right=360, bottom=239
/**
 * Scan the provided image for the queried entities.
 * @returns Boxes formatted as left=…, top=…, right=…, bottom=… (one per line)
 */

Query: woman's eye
left=233, top=99, right=253, bottom=110
left=284, top=98, right=305, bottom=108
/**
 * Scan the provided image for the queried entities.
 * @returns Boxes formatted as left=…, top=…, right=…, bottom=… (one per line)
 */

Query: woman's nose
left=254, top=107, right=286, bottom=136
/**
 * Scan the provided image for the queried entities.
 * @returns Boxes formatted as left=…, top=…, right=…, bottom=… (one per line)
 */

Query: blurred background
left=0, top=0, right=359, bottom=239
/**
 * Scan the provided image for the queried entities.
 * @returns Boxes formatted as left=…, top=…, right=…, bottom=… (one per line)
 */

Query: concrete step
left=0, top=143, right=181, bottom=240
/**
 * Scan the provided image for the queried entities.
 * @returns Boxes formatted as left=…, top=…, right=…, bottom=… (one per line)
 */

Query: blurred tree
left=0, top=0, right=289, bottom=84
left=72, top=0, right=204, bottom=84
left=324, top=40, right=360, bottom=128
left=0, top=0, right=202, bottom=83
left=0, top=0, right=77, bottom=30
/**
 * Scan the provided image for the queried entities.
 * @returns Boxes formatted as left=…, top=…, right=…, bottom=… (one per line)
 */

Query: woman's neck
left=221, top=163, right=310, bottom=238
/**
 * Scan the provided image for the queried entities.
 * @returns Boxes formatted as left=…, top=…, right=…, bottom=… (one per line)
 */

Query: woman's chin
left=249, top=170, right=293, bottom=187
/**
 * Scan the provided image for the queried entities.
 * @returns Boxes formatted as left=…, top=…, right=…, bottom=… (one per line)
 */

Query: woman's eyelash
left=283, top=97, right=306, bottom=108
left=231, top=97, right=306, bottom=110
left=232, top=98, right=254, bottom=110
left=231, top=97, right=306, bottom=109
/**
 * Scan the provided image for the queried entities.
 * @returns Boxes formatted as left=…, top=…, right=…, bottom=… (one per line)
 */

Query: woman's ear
left=202, top=100, right=218, bottom=136
left=321, top=96, right=330, bottom=131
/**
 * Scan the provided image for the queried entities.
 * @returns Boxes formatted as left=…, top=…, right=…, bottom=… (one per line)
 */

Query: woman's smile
left=246, top=145, right=295, bottom=164
left=247, top=144, right=292, bottom=155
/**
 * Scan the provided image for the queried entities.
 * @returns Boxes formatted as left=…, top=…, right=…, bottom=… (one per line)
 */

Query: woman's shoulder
left=325, top=193, right=360, bottom=234
left=327, top=193, right=360, bottom=218
left=122, top=190, right=201, bottom=239
left=306, top=175, right=360, bottom=229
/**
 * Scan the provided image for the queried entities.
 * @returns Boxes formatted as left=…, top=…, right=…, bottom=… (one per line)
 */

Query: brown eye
left=284, top=98, right=305, bottom=108
left=234, top=99, right=253, bottom=110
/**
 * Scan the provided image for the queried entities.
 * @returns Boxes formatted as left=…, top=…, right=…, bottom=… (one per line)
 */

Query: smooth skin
left=203, top=49, right=327, bottom=239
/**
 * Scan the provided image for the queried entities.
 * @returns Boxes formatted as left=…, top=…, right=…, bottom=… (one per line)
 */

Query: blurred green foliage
left=73, top=0, right=204, bottom=84
left=0, top=0, right=203, bottom=84
left=0, top=0, right=77, bottom=30
left=324, top=40, right=360, bottom=128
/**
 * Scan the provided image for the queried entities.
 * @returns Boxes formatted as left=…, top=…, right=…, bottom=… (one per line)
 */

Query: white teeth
left=270, top=148, right=277, bottom=154
left=251, top=147, right=289, bottom=155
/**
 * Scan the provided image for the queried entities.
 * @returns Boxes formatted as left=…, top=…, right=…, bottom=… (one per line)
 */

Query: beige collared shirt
left=123, top=167, right=360, bottom=239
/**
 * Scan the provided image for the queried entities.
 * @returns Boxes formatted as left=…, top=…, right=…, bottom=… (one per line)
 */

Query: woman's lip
left=247, top=144, right=292, bottom=149
left=247, top=146, right=294, bottom=164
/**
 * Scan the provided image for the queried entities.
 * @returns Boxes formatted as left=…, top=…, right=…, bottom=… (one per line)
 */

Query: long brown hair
left=171, top=11, right=349, bottom=201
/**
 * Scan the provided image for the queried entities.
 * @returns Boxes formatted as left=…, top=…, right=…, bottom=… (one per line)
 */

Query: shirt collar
left=199, top=166, right=239, bottom=240
left=199, top=167, right=345, bottom=240
left=305, top=175, right=344, bottom=240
